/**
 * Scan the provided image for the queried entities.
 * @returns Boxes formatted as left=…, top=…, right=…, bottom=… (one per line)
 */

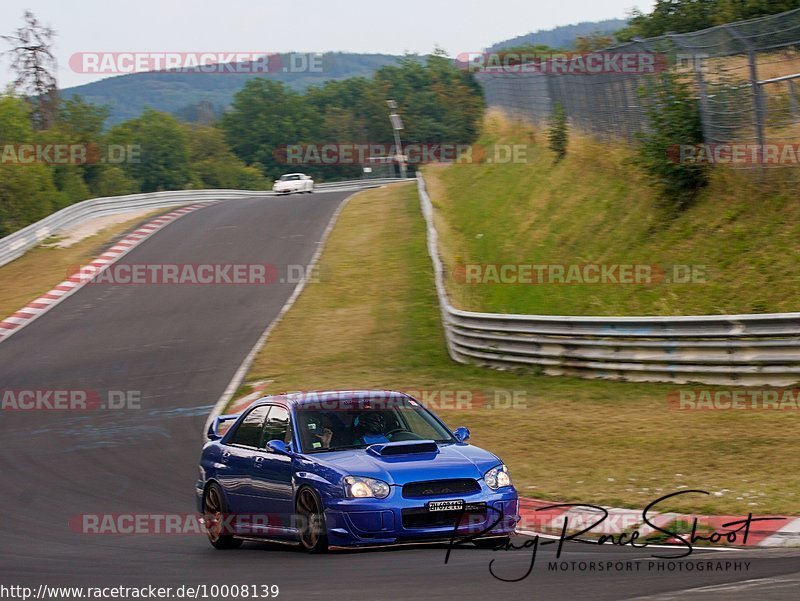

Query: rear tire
left=296, top=487, right=328, bottom=553
left=203, top=483, right=242, bottom=550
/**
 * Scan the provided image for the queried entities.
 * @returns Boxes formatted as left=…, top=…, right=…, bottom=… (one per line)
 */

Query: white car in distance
left=273, top=173, right=314, bottom=194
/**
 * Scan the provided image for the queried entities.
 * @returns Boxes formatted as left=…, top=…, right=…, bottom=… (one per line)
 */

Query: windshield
left=279, top=174, right=299, bottom=181
left=294, top=396, right=454, bottom=453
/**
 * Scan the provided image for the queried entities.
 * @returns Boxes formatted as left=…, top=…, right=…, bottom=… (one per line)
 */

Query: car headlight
left=484, top=465, right=512, bottom=490
left=344, top=476, right=390, bottom=499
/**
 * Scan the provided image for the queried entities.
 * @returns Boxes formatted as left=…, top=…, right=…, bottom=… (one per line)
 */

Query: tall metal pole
left=387, top=99, right=407, bottom=179
left=726, top=26, right=766, bottom=168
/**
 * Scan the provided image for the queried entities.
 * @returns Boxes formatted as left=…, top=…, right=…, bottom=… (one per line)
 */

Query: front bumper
left=322, top=486, right=519, bottom=548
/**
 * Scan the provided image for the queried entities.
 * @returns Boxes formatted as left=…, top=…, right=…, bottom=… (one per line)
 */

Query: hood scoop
left=367, top=440, right=439, bottom=457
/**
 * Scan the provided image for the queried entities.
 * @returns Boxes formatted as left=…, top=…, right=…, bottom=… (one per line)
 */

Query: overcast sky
left=1, top=0, right=655, bottom=89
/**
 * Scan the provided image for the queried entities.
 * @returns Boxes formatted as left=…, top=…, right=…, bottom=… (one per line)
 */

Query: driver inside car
left=352, top=411, right=390, bottom=445
left=303, top=414, right=334, bottom=450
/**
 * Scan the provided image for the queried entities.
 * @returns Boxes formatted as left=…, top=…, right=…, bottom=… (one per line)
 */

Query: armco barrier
left=0, top=179, right=404, bottom=268
left=417, top=173, right=800, bottom=386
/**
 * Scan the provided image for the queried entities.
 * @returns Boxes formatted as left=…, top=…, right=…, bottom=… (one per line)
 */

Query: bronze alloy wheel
left=296, top=487, right=328, bottom=553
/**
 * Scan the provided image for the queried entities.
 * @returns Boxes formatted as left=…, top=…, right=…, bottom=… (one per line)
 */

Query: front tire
left=203, top=483, right=242, bottom=550
left=296, top=487, right=328, bottom=553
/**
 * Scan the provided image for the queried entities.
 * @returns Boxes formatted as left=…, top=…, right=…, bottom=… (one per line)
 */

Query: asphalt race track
left=1, top=189, right=799, bottom=600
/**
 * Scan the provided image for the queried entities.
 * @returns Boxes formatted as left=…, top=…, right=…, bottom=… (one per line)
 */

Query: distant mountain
left=489, top=19, right=629, bottom=51
left=62, top=52, right=409, bottom=125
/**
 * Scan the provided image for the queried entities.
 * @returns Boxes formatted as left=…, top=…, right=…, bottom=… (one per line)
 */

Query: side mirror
left=267, top=440, right=292, bottom=456
left=453, top=426, right=470, bottom=443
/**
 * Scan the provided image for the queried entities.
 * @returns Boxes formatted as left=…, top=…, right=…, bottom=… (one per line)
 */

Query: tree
left=186, top=124, right=269, bottom=189
left=373, top=52, right=485, bottom=144
left=220, top=79, right=316, bottom=180
left=106, top=109, right=191, bottom=192
left=575, top=34, right=615, bottom=53
left=2, top=11, right=59, bottom=129
left=218, top=52, right=485, bottom=180
left=636, top=72, right=708, bottom=213
left=54, top=95, right=111, bottom=198
left=547, top=102, right=568, bottom=163
left=616, top=0, right=800, bottom=40
left=0, top=95, right=56, bottom=235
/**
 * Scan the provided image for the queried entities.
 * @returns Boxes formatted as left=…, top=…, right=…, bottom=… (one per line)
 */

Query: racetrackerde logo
left=0, top=144, right=140, bottom=165
left=68, top=52, right=324, bottom=74
left=401, top=389, right=528, bottom=410
left=275, top=143, right=532, bottom=165
left=1, top=389, right=141, bottom=411
left=67, top=263, right=324, bottom=285
left=68, top=511, right=497, bottom=535
left=456, top=51, right=667, bottom=75
left=454, top=264, right=708, bottom=285
left=669, top=144, right=800, bottom=166
left=668, top=389, right=800, bottom=411
left=277, top=390, right=528, bottom=411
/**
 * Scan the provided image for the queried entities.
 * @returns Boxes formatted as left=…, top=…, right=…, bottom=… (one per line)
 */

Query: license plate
left=427, top=499, right=465, bottom=512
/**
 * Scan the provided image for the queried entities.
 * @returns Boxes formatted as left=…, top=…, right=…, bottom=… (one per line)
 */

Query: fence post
left=693, top=55, right=713, bottom=143
left=726, top=26, right=766, bottom=165
left=788, top=79, right=799, bottom=122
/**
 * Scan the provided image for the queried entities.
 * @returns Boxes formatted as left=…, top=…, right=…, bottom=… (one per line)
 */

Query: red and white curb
left=0, top=203, right=207, bottom=344
left=518, top=497, right=800, bottom=547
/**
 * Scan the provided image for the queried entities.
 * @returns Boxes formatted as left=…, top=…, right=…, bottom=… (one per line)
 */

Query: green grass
left=0, top=210, right=163, bottom=321
left=425, top=111, right=800, bottom=316
left=243, top=182, right=800, bottom=515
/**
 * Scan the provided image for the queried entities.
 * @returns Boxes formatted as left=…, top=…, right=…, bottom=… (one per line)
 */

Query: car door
left=216, top=405, right=270, bottom=519
left=247, top=405, right=296, bottom=536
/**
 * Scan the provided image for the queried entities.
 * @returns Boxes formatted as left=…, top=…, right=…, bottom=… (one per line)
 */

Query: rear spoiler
left=367, top=440, right=439, bottom=457
left=207, top=414, right=240, bottom=441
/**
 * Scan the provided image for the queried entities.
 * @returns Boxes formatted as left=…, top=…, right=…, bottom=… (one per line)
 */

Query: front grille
left=402, top=479, right=481, bottom=499
left=402, top=504, right=487, bottom=529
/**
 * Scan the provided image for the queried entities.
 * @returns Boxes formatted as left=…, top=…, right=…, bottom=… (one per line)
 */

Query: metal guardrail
left=0, top=179, right=405, bottom=268
left=417, top=173, right=800, bottom=386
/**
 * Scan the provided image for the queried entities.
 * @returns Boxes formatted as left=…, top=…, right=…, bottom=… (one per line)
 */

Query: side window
left=228, top=406, right=270, bottom=448
left=261, top=406, right=292, bottom=447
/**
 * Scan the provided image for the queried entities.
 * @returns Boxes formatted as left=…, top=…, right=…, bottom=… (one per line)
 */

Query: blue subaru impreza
left=197, top=390, right=519, bottom=551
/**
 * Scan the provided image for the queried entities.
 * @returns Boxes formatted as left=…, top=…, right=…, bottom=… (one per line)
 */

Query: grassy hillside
left=64, top=53, right=408, bottom=125
left=240, top=182, right=799, bottom=514
left=425, top=112, right=799, bottom=316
